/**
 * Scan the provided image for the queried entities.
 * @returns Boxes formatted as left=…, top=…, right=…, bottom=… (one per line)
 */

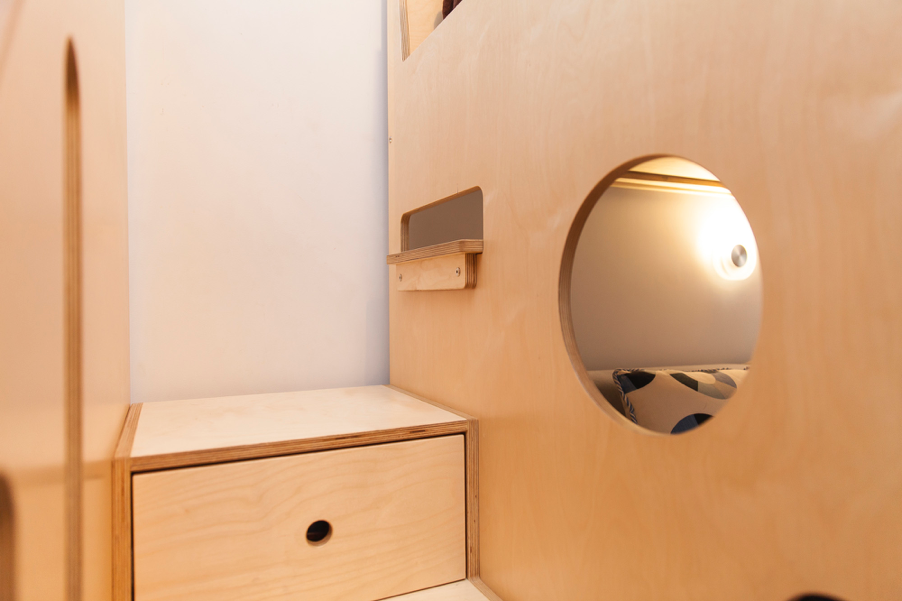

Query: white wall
left=126, top=0, right=388, bottom=403
left=571, top=185, right=763, bottom=370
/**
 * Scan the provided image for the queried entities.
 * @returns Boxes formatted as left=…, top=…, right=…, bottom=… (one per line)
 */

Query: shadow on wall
left=0, top=473, right=13, bottom=601
left=405, top=188, right=483, bottom=250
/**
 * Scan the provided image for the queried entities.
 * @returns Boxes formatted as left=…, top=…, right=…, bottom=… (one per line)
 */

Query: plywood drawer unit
left=133, top=436, right=465, bottom=601
left=113, top=386, right=493, bottom=601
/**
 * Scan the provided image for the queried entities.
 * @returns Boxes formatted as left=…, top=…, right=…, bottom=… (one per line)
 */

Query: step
left=113, top=385, right=497, bottom=601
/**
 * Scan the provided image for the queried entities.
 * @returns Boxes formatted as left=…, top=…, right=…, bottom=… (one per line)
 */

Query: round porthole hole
left=562, top=156, right=763, bottom=435
left=306, top=520, right=332, bottom=546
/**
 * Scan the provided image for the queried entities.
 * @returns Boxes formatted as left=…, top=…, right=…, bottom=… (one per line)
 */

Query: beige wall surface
left=126, top=0, right=390, bottom=404
left=0, top=0, right=129, bottom=598
left=570, top=186, right=762, bottom=370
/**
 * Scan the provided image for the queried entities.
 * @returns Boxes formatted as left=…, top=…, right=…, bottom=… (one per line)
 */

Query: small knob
left=731, top=244, right=748, bottom=268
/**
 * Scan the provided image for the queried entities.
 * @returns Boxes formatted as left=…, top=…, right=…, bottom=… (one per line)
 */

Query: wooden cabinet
left=114, top=386, right=495, bottom=601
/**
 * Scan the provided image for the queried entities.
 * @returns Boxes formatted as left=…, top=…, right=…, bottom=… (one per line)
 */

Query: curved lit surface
left=696, top=196, right=758, bottom=281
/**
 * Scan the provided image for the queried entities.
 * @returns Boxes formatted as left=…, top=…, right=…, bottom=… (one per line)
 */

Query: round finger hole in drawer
left=306, top=520, right=332, bottom=546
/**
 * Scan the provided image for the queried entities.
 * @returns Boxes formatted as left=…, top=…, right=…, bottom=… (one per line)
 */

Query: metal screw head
left=455, top=267, right=461, bottom=276
left=388, top=137, right=392, bottom=144
left=731, top=244, right=748, bottom=268
left=398, top=274, right=402, bottom=281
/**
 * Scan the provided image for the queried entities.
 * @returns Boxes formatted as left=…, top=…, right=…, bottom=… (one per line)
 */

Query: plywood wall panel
left=387, top=1, right=902, bottom=600
left=0, top=0, right=129, bottom=598
left=1, top=4, right=71, bottom=597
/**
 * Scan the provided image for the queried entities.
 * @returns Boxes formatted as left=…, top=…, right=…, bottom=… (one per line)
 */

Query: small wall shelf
left=387, top=239, right=483, bottom=291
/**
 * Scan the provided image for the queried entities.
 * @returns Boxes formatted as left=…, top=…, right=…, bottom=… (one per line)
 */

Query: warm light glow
left=696, top=197, right=758, bottom=280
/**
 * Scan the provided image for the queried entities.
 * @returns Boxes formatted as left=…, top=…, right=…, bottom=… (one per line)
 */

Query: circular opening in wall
left=306, top=520, right=332, bottom=546
left=562, top=157, right=762, bottom=435
left=792, top=596, right=847, bottom=601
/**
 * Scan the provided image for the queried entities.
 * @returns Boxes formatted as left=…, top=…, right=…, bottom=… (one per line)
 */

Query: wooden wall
left=0, top=0, right=129, bottom=598
left=388, top=1, right=902, bottom=600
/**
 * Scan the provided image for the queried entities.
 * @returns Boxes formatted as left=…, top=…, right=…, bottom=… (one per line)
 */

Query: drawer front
left=132, top=435, right=466, bottom=601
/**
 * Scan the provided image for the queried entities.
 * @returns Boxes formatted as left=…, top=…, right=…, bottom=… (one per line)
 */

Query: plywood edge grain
left=113, top=404, right=142, bottom=463
left=0, top=473, right=13, bottom=601
left=386, top=386, right=479, bottom=578
left=466, top=254, right=477, bottom=289
left=622, top=170, right=724, bottom=187
left=112, top=403, right=141, bottom=601
left=387, top=239, right=484, bottom=264
left=382, top=579, right=498, bottom=600
left=468, top=577, right=504, bottom=601
left=64, top=45, right=84, bottom=601
left=128, top=421, right=468, bottom=473
left=464, top=419, right=479, bottom=578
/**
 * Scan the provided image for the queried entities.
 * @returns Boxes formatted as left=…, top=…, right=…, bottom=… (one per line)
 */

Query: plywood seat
left=113, top=385, right=500, bottom=601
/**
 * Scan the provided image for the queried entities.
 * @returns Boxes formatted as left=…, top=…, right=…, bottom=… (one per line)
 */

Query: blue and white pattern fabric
left=612, top=367, right=749, bottom=434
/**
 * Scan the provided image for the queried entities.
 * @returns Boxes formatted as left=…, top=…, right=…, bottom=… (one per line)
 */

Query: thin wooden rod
left=64, top=39, right=83, bottom=601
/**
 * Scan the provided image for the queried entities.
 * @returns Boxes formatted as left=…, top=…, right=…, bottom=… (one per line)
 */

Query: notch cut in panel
left=401, top=0, right=445, bottom=60
left=404, top=189, right=483, bottom=251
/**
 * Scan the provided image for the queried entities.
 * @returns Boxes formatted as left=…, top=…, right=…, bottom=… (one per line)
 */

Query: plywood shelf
left=125, top=385, right=467, bottom=471
left=388, top=241, right=482, bottom=291
left=387, top=239, right=484, bottom=265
